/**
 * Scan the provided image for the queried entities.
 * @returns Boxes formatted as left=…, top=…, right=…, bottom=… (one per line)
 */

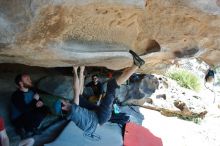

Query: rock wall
left=0, top=0, right=220, bottom=72
left=143, top=0, right=220, bottom=67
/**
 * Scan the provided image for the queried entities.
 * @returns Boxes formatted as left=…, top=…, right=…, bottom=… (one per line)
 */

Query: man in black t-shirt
left=86, top=75, right=105, bottom=105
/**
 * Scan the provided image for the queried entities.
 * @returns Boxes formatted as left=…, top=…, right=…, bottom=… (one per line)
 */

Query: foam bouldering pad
left=124, top=122, right=163, bottom=146
left=45, top=122, right=123, bottom=146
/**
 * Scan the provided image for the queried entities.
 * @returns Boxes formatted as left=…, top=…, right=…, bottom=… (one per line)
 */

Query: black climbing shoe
left=129, top=50, right=145, bottom=67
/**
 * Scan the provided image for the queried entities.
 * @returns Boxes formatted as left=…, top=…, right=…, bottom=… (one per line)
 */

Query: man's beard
left=23, top=82, right=33, bottom=88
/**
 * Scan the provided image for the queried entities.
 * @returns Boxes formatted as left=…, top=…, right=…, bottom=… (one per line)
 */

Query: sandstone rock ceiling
left=0, top=0, right=220, bottom=73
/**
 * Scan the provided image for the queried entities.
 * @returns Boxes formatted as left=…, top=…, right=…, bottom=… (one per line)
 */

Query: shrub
left=167, top=69, right=201, bottom=91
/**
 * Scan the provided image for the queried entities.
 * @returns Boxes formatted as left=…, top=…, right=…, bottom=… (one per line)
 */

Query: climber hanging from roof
left=61, top=50, right=145, bottom=136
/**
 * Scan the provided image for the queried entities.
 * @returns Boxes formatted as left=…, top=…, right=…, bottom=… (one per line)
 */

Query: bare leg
left=116, top=65, right=138, bottom=86
left=62, top=66, right=86, bottom=111
left=72, top=66, right=80, bottom=105
left=79, top=66, right=85, bottom=95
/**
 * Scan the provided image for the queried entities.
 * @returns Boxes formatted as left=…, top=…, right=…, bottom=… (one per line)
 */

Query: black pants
left=12, top=106, right=49, bottom=132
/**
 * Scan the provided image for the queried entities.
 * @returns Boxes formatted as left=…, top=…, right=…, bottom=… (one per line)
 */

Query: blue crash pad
left=45, top=121, right=123, bottom=146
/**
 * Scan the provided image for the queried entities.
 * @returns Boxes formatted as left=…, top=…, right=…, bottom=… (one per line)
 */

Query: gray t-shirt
left=67, top=103, right=98, bottom=134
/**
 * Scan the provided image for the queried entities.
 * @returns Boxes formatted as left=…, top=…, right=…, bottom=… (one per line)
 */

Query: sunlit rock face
left=0, top=0, right=220, bottom=72
left=142, top=0, right=220, bottom=73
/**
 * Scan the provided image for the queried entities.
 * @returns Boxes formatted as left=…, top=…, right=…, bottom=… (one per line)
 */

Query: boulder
left=37, top=75, right=74, bottom=100
left=37, top=74, right=158, bottom=104
left=0, top=0, right=220, bottom=73
left=143, top=75, right=208, bottom=120
left=117, top=74, right=159, bottom=104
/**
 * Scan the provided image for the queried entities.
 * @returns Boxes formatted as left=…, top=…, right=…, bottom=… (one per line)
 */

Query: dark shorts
left=11, top=106, right=48, bottom=132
